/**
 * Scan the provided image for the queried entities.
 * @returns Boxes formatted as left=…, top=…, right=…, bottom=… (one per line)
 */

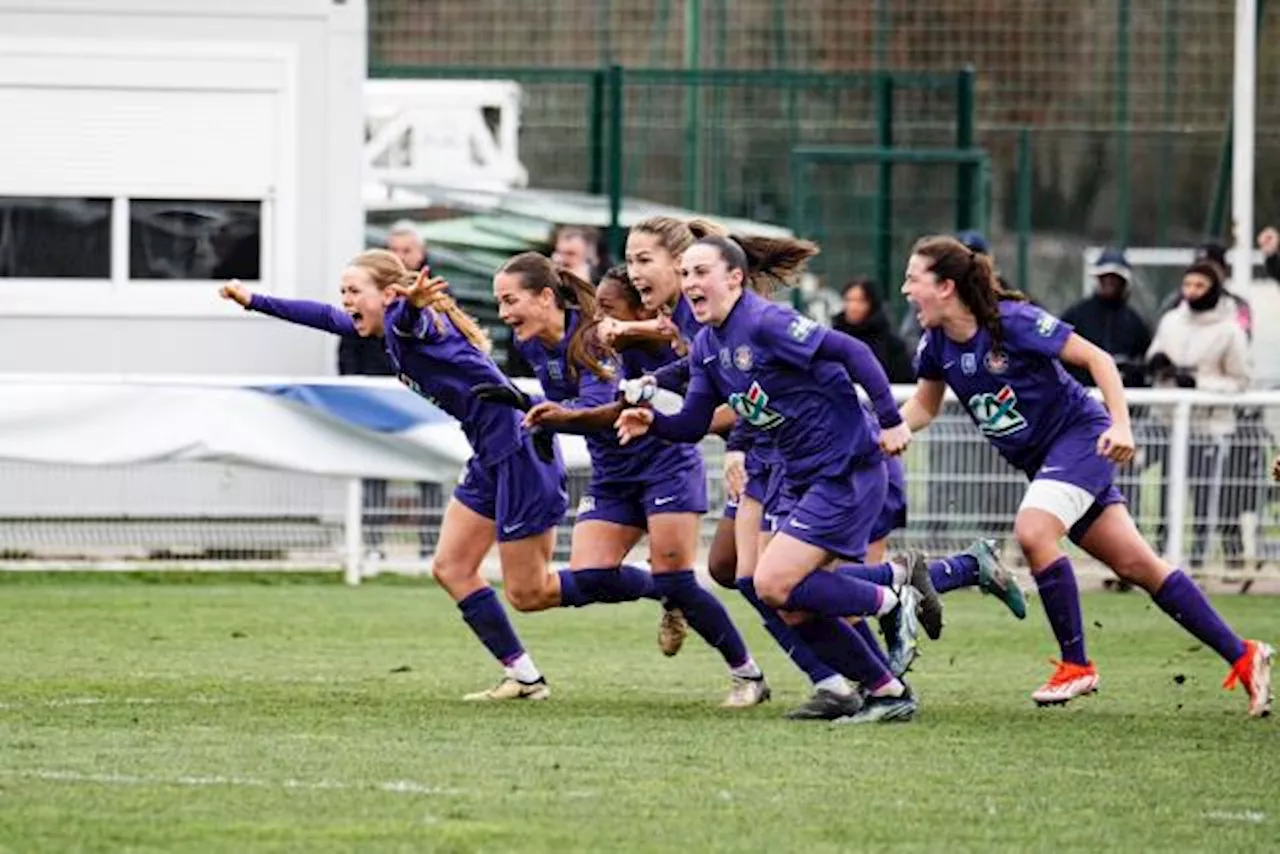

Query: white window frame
left=0, top=37, right=297, bottom=319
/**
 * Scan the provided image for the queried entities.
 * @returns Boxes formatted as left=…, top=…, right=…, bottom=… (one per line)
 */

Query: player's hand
left=1097, top=424, right=1136, bottom=464
left=472, top=382, right=533, bottom=411
left=597, top=317, right=624, bottom=346
left=1258, top=226, right=1279, bottom=256
left=723, top=450, right=747, bottom=502
left=219, top=280, right=252, bottom=308
left=390, top=269, right=449, bottom=309
left=879, top=422, right=912, bottom=457
left=523, top=401, right=567, bottom=430
left=1271, top=453, right=1280, bottom=482
left=530, top=428, right=557, bottom=464
left=614, top=407, right=655, bottom=445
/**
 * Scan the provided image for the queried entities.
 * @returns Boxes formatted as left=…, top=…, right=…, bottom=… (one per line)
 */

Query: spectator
left=1147, top=262, right=1252, bottom=572
left=550, top=225, right=600, bottom=284
left=1061, top=249, right=1151, bottom=387
left=830, top=278, right=913, bottom=383
left=1156, top=242, right=1253, bottom=340
left=1259, top=226, right=1280, bottom=283
left=385, top=219, right=428, bottom=273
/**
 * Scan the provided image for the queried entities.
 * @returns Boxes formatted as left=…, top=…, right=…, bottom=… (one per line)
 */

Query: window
left=129, top=199, right=261, bottom=281
left=0, top=196, right=112, bottom=278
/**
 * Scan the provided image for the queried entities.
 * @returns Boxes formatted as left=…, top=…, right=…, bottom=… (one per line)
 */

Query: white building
left=0, top=0, right=365, bottom=373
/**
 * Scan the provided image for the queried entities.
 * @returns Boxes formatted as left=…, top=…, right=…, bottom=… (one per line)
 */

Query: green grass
left=0, top=575, right=1276, bottom=853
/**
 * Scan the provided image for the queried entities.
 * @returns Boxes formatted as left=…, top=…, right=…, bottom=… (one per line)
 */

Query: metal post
left=1231, top=0, right=1258, bottom=291
left=1156, top=0, right=1178, bottom=245
left=1016, top=127, right=1032, bottom=292
left=1115, top=0, right=1132, bottom=247
left=1204, top=0, right=1266, bottom=239
left=343, top=478, right=363, bottom=587
left=955, top=67, right=976, bottom=231
left=1165, top=399, right=1192, bottom=567
left=588, top=69, right=606, bottom=196
left=682, top=0, right=703, bottom=210
left=606, top=64, right=625, bottom=262
left=875, top=74, right=895, bottom=301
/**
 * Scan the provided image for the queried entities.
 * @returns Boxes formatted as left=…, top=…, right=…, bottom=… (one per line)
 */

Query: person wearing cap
left=1061, top=249, right=1152, bottom=388
left=1147, top=261, right=1253, bottom=573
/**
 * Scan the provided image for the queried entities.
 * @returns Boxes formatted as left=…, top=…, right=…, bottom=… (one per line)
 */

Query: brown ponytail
left=352, top=250, right=491, bottom=353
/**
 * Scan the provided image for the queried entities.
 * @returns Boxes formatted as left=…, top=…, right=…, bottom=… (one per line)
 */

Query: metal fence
left=3, top=388, right=1278, bottom=589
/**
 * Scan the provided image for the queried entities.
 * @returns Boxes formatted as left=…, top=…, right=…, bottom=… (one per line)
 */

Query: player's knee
left=707, top=548, right=737, bottom=589
left=753, top=570, right=790, bottom=609
left=504, top=580, right=553, bottom=613
left=1014, top=514, right=1057, bottom=565
left=430, top=556, right=470, bottom=591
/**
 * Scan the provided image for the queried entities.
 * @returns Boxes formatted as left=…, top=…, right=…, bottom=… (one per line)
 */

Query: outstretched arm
left=221, top=282, right=357, bottom=337
left=814, top=332, right=901, bottom=429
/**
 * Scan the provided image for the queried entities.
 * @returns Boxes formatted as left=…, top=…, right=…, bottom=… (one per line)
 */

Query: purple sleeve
left=652, top=356, right=691, bottom=392
left=649, top=369, right=719, bottom=444
left=814, top=332, right=902, bottom=429
left=387, top=300, right=446, bottom=343
left=913, top=334, right=943, bottom=380
left=1003, top=303, right=1073, bottom=358
left=755, top=306, right=825, bottom=368
left=548, top=363, right=618, bottom=435
left=248, top=294, right=357, bottom=337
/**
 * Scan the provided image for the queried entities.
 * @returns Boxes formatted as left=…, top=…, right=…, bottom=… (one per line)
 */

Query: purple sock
left=654, top=571, right=751, bottom=668
left=457, top=587, right=525, bottom=665
left=735, top=578, right=837, bottom=685
left=832, top=561, right=895, bottom=587
left=930, top=554, right=980, bottom=594
left=781, top=569, right=885, bottom=618
left=851, top=618, right=892, bottom=672
left=558, top=565, right=655, bottom=607
left=793, top=617, right=895, bottom=693
left=1033, top=556, right=1088, bottom=666
left=1153, top=570, right=1247, bottom=664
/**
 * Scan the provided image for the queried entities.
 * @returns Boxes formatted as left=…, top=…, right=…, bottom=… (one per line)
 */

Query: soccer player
left=479, top=254, right=769, bottom=707
left=899, top=235, right=1272, bottom=715
left=616, top=234, right=928, bottom=724
left=219, top=250, right=567, bottom=702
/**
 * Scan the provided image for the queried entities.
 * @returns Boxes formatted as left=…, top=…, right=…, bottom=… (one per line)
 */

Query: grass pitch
left=0, top=572, right=1276, bottom=853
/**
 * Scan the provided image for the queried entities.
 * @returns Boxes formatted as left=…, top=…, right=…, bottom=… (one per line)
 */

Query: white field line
left=0, top=768, right=464, bottom=797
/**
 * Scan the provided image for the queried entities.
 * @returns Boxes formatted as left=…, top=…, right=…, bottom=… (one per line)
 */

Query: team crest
left=728, top=381, right=785, bottom=430
left=787, top=315, right=819, bottom=342
left=960, top=353, right=977, bottom=376
left=546, top=360, right=564, bottom=381
left=1035, top=310, right=1059, bottom=338
left=984, top=350, right=1009, bottom=375
left=967, top=385, right=1027, bottom=438
left=719, top=348, right=733, bottom=370
left=733, top=345, right=754, bottom=371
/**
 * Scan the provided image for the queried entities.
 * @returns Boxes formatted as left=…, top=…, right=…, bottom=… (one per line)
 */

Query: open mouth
left=687, top=294, right=707, bottom=309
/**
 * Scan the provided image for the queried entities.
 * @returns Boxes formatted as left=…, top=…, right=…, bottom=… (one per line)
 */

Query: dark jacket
left=831, top=309, right=915, bottom=384
left=1060, top=295, right=1152, bottom=386
left=338, top=336, right=394, bottom=377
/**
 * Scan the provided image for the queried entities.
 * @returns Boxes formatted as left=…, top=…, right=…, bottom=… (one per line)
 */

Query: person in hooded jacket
left=1147, top=262, right=1253, bottom=573
left=1061, top=249, right=1152, bottom=388
left=831, top=278, right=914, bottom=383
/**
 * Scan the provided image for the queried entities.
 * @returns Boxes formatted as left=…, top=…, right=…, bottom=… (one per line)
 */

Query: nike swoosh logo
left=653, top=496, right=677, bottom=506
left=789, top=519, right=812, bottom=530
left=943, top=360, right=957, bottom=369
left=702, top=355, right=717, bottom=364
left=502, top=523, right=524, bottom=534
left=1039, top=466, right=1063, bottom=474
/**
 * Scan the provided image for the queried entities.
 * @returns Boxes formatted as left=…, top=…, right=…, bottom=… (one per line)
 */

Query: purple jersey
left=519, top=311, right=699, bottom=484
left=688, top=290, right=882, bottom=482
left=247, top=294, right=528, bottom=466
left=915, top=301, right=1109, bottom=475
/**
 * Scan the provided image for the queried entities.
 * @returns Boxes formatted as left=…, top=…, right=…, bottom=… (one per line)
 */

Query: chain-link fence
left=368, top=0, right=1280, bottom=310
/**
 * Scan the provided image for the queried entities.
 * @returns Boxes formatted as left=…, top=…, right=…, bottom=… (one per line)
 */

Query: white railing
left=0, top=380, right=1277, bottom=588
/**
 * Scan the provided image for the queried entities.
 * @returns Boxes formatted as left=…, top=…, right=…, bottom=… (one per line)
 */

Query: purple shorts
left=869, top=456, right=908, bottom=543
left=577, top=457, right=708, bottom=530
left=760, top=465, right=789, bottom=534
left=453, top=440, right=568, bottom=543
left=1026, top=418, right=1126, bottom=544
left=776, top=462, right=888, bottom=560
